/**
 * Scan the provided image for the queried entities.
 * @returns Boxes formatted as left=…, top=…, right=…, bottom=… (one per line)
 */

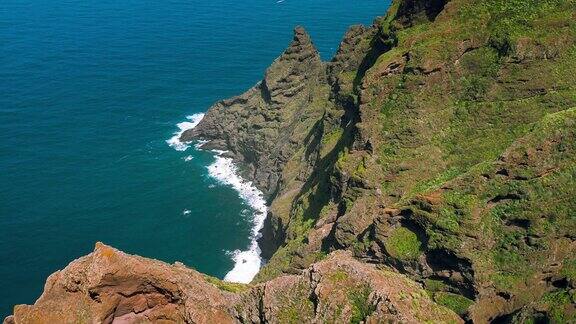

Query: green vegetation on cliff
left=384, top=227, right=422, bottom=260
left=253, top=0, right=576, bottom=322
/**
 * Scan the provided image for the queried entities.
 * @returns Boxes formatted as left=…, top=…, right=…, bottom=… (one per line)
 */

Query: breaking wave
left=207, top=151, right=267, bottom=283
left=167, top=114, right=266, bottom=283
left=166, top=113, right=205, bottom=151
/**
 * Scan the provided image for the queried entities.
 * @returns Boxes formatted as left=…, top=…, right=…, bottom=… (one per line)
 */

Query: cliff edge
left=4, top=243, right=461, bottom=323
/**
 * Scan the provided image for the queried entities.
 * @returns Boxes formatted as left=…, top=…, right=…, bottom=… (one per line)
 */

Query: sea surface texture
left=0, top=0, right=390, bottom=316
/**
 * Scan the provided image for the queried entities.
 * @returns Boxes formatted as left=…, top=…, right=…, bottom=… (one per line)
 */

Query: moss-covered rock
left=384, top=227, right=423, bottom=260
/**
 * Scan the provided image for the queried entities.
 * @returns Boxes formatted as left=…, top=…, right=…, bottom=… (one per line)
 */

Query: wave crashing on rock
left=168, top=114, right=266, bottom=284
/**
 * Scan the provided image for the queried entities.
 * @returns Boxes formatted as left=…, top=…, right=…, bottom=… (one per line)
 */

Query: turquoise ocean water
left=0, top=0, right=390, bottom=316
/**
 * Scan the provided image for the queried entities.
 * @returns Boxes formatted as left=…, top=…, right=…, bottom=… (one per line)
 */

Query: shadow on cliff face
left=258, top=107, right=357, bottom=260
left=396, top=0, right=449, bottom=26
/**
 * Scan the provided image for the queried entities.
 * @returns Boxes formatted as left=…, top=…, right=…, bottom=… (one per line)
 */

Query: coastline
left=167, top=114, right=267, bottom=284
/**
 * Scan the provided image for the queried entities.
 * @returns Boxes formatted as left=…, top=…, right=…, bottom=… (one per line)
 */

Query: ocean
left=0, top=0, right=390, bottom=316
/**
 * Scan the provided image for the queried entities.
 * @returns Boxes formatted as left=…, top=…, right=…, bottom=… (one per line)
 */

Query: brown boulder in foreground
left=5, top=243, right=461, bottom=323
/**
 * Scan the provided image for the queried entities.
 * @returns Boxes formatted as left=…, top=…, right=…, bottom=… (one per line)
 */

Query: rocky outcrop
left=238, top=249, right=463, bottom=323
left=313, top=0, right=576, bottom=322
left=188, top=0, right=576, bottom=321
left=184, top=0, right=576, bottom=321
left=3, top=242, right=238, bottom=324
left=180, top=26, right=326, bottom=196
left=4, top=243, right=462, bottom=323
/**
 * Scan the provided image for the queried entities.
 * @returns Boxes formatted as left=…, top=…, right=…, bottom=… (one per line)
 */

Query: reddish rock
left=5, top=245, right=462, bottom=324
left=5, top=243, right=237, bottom=324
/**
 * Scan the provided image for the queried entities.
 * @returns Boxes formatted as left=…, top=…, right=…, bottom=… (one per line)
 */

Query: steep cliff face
left=180, top=26, right=327, bottom=197
left=6, top=0, right=576, bottom=322
left=320, top=0, right=576, bottom=321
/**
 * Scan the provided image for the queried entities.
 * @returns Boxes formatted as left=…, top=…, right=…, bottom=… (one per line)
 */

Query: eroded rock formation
left=4, top=243, right=462, bottom=324
left=180, top=26, right=326, bottom=196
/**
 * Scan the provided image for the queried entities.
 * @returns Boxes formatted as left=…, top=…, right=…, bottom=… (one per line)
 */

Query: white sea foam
left=166, top=113, right=205, bottom=151
left=184, top=155, right=193, bottom=162
left=194, top=139, right=208, bottom=150
left=167, top=112, right=267, bottom=283
left=207, top=151, right=267, bottom=283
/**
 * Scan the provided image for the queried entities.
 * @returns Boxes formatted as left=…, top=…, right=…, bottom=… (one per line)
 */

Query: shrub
left=385, top=227, right=423, bottom=260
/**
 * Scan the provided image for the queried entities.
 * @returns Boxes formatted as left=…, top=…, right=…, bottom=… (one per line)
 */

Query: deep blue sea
left=0, top=0, right=390, bottom=316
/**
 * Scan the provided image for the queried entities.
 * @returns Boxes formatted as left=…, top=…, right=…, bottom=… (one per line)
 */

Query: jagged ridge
left=180, top=26, right=326, bottom=197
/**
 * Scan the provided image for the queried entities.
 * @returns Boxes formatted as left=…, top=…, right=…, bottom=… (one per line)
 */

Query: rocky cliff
left=6, top=0, right=576, bottom=323
left=180, top=26, right=327, bottom=197
left=4, top=243, right=461, bottom=323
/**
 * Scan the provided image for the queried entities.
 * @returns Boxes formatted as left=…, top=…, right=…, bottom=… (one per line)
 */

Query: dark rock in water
left=181, top=23, right=380, bottom=264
